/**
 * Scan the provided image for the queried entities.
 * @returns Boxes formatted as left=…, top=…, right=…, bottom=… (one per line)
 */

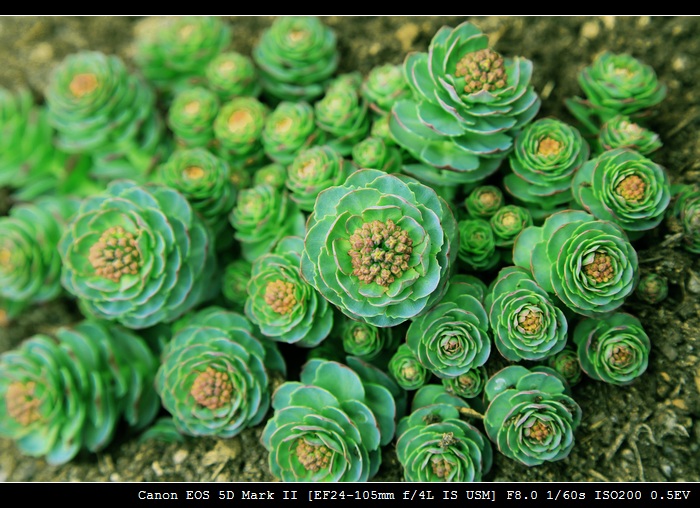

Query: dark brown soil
left=1, top=16, right=699, bottom=483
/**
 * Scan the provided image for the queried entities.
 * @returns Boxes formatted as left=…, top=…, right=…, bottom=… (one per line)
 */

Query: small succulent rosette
left=567, top=51, right=666, bottom=133
left=156, top=307, right=285, bottom=438
left=262, top=359, right=396, bottom=482
left=245, top=236, right=333, bottom=348
left=573, top=313, right=650, bottom=386
left=46, top=51, right=165, bottom=181
left=221, top=258, right=253, bottom=310
left=464, top=185, right=504, bottom=219
left=503, top=118, right=589, bottom=218
left=572, top=148, right=671, bottom=236
left=485, top=266, right=568, bottom=362
left=301, top=169, right=458, bottom=327
left=598, top=114, right=662, bottom=156
left=351, top=136, right=402, bottom=174
left=442, top=366, right=488, bottom=400
left=0, top=320, right=159, bottom=465
left=286, top=145, right=347, bottom=212
left=253, top=16, right=339, bottom=103
left=545, top=347, right=582, bottom=387
left=389, top=21, right=540, bottom=187
left=205, top=51, right=261, bottom=101
left=388, top=343, right=430, bottom=391
left=490, top=205, right=532, bottom=249
left=253, top=163, right=287, bottom=189
left=134, top=16, right=231, bottom=93
left=457, top=218, right=500, bottom=272
left=214, top=96, right=268, bottom=168
left=396, top=384, right=492, bottom=482
left=361, top=63, right=411, bottom=116
left=59, top=180, right=217, bottom=329
left=0, top=197, right=79, bottom=314
left=672, top=184, right=700, bottom=253
left=229, top=184, right=306, bottom=262
left=483, top=365, right=581, bottom=467
left=406, top=279, right=491, bottom=379
left=262, top=101, right=325, bottom=165
left=636, top=273, right=668, bottom=304
left=157, top=148, right=236, bottom=235
left=513, top=210, right=639, bottom=318
left=167, top=86, right=219, bottom=148
left=338, top=317, right=397, bottom=362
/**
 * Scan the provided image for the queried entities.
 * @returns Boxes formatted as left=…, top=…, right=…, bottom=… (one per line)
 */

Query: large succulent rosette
left=406, top=278, right=491, bottom=379
left=483, top=365, right=581, bottom=467
left=245, top=236, right=333, bottom=348
left=59, top=180, right=217, bottom=329
left=513, top=210, right=639, bottom=317
left=573, top=312, right=650, bottom=386
left=156, top=307, right=285, bottom=438
left=286, top=145, right=347, bottom=212
left=262, top=359, right=396, bottom=482
left=572, top=148, right=671, bottom=234
left=484, top=266, right=567, bottom=362
left=0, top=320, right=159, bottom=465
left=301, top=169, right=458, bottom=327
left=389, top=21, right=540, bottom=186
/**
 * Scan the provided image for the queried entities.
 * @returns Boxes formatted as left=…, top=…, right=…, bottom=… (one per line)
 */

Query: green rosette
left=396, top=386, right=492, bottom=482
left=483, top=365, right=581, bottom=467
left=464, top=185, right=504, bottom=219
left=157, top=148, right=236, bottom=235
left=484, top=266, right=567, bottom=362
left=573, top=312, right=650, bottom=386
left=0, top=197, right=79, bottom=312
left=546, top=347, right=582, bottom=387
left=46, top=51, right=165, bottom=181
left=351, top=136, right=402, bottom=174
left=406, top=280, right=491, bottom=379
left=388, top=343, right=430, bottom=391
left=229, top=184, right=306, bottom=262
left=253, top=163, right=287, bottom=189
left=214, top=96, right=268, bottom=168
left=361, top=63, right=411, bottom=115
left=442, top=366, right=487, bottom=400
left=205, top=51, right=261, bottom=100
left=0, top=320, right=159, bottom=465
left=635, top=273, right=668, bottom=304
left=598, top=115, right=662, bottom=156
left=338, top=318, right=396, bottom=362
left=262, top=359, right=395, bottom=482
left=245, top=236, right=333, bottom=348
left=490, top=205, right=532, bottom=248
left=389, top=21, right=540, bottom=186
left=134, top=16, right=231, bottom=93
left=457, top=218, right=500, bottom=271
left=672, top=185, right=700, bottom=254
left=253, top=16, right=339, bottom=102
left=513, top=210, right=639, bottom=317
left=59, top=180, right=217, bottom=329
left=286, top=145, right=347, bottom=212
left=572, top=148, right=671, bottom=234
left=301, top=169, right=458, bottom=327
left=156, top=307, right=285, bottom=438
left=504, top=118, right=589, bottom=215
left=167, top=87, right=219, bottom=148
left=262, top=101, right=324, bottom=165
left=221, top=258, right=253, bottom=310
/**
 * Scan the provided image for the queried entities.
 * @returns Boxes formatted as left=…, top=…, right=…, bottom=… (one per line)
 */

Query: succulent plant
left=157, top=148, right=236, bottom=234
left=253, top=16, right=339, bottom=102
left=514, top=210, right=639, bottom=317
left=0, top=197, right=78, bottom=314
left=483, top=365, right=581, bottom=467
left=361, top=63, right=411, bottom=115
left=214, top=96, right=268, bottom=168
left=0, top=320, right=159, bottom=464
left=598, top=114, right=662, bottom=156
left=156, top=307, right=285, bottom=438
left=262, top=359, right=396, bottom=481
left=464, top=185, right=504, bottom=219
left=286, top=145, right=347, bottom=212
left=389, top=21, right=540, bottom=187
left=636, top=272, right=668, bottom=304
left=253, top=162, right=287, bottom=189
left=503, top=118, right=589, bottom=218
left=46, top=50, right=165, bottom=180
left=59, top=180, right=217, bottom=329
left=485, top=266, right=567, bottom=362
left=134, top=16, right=231, bottom=93
left=442, top=366, right=488, bottom=400
left=229, top=184, right=306, bottom=262
left=546, top=347, right=582, bottom=387
left=301, top=169, right=458, bottom=327
left=262, top=101, right=324, bottom=165
left=138, top=416, right=186, bottom=444
left=490, top=204, right=532, bottom=248
left=167, top=86, right=219, bottom=148
left=338, top=318, right=396, bottom=362
left=351, top=136, right=402, bottom=174
left=245, top=236, right=333, bottom=348
left=406, top=278, right=491, bottom=379
left=572, top=148, right=671, bottom=235
left=672, top=184, right=700, bottom=254
left=396, top=384, right=492, bottom=482
left=457, top=218, right=499, bottom=271
left=573, top=312, right=650, bottom=386
left=205, top=51, right=261, bottom=100
left=388, top=343, right=430, bottom=391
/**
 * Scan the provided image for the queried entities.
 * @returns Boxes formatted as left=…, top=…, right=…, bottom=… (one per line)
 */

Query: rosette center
left=348, top=219, right=413, bottom=287
left=517, top=308, right=543, bottom=334
left=537, top=137, right=562, bottom=157
left=455, top=48, right=507, bottom=94
left=295, top=438, right=332, bottom=472
left=88, top=226, right=142, bottom=283
left=5, top=381, right=41, bottom=426
left=583, top=250, right=615, bottom=284
left=525, top=419, right=552, bottom=443
left=190, top=366, right=233, bottom=410
left=615, top=174, right=646, bottom=202
left=69, top=73, right=99, bottom=98
left=264, top=279, right=297, bottom=315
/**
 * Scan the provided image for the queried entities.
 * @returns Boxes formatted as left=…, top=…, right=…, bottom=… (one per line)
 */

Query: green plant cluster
left=0, top=16, right=681, bottom=481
